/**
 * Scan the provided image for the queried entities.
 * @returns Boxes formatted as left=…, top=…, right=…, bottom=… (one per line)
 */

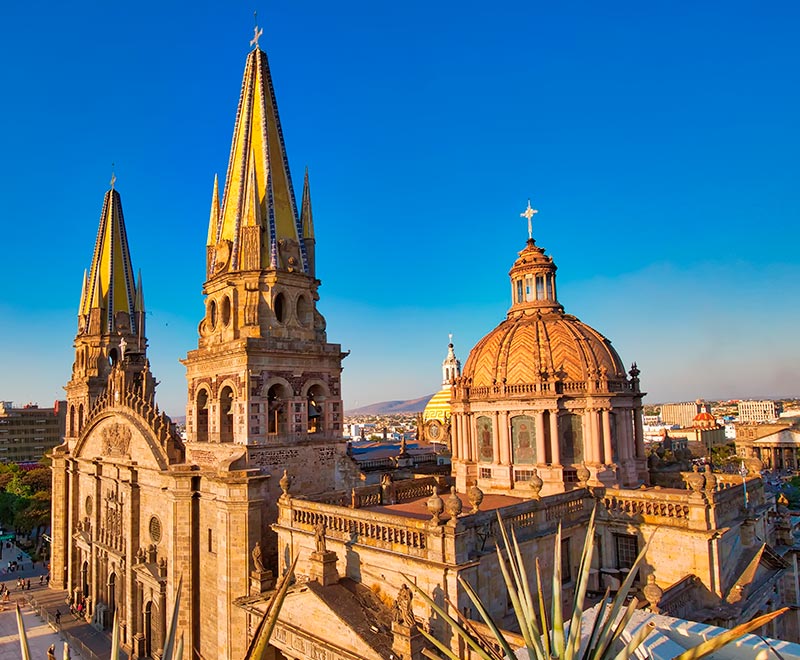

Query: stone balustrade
left=278, top=486, right=593, bottom=565
left=602, top=475, right=760, bottom=531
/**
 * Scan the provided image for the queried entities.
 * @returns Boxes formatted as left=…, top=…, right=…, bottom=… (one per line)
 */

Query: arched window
left=219, top=386, right=234, bottom=443
left=560, top=413, right=584, bottom=465
left=307, top=385, right=325, bottom=433
left=69, top=405, right=75, bottom=436
left=511, top=415, right=536, bottom=464
left=196, top=390, right=209, bottom=442
left=476, top=416, right=493, bottom=463
left=78, top=404, right=84, bottom=433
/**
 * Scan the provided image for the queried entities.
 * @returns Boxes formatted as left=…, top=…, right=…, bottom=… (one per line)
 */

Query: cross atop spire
left=110, top=163, right=116, bottom=190
left=250, top=11, right=263, bottom=49
left=520, top=199, right=538, bottom=240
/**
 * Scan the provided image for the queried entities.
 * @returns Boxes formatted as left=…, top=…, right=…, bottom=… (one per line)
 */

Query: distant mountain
left=346, top=395, right=435, bottom=416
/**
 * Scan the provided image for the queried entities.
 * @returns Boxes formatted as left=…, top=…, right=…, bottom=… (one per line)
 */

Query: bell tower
left=183, top=39, right=347, bottom=447
left=64, top=182, right=154, bottom=447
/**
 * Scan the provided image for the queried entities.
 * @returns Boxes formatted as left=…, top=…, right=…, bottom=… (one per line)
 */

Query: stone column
left=602, top=409, right=613, bottom=464
left=582, top=410, right=595, bottom=463
left=620, top=410, right=633, bottom=460
left=634, top=406, right=645, bottom=459
left=535, top=411, right=547, bottom=465
left=499, top=412, right=510, bottom=465
left=549, top=411, right=560, bottom=465
left=590, top=409, right=602, bottom=464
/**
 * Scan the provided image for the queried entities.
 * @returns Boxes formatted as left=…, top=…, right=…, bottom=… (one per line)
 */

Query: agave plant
left=408, top=506, right=787, bottom=660
left=243, top=553, right=299, bottom=660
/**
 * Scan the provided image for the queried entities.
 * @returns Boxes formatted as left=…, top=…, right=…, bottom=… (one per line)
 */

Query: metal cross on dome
left=520, top=199, right=538, bottom=240
left=250, top=12, right=264, bottom=49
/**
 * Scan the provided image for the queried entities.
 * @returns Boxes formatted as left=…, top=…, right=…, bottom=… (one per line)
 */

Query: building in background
left=659, top=401, right=704, bottom=429
left=0, top=400, right=66, bottom=463
left=739, top=399, right=783, bottom=423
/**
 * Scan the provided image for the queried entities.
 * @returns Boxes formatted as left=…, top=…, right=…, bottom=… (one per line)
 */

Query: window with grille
left=614, top=533, right=638, bottom=569
left=479, top=467, right=491, bottom=479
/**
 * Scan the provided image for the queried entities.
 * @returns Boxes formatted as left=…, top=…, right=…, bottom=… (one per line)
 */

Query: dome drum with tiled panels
left=450, top=228, right=649, bottom=497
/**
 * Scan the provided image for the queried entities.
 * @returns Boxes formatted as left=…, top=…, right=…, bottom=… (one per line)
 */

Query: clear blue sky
left=1, top=1, right=798, bottom=417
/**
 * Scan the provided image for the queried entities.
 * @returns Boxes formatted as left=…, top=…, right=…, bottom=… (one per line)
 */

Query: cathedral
left=50, top=27, right=799, bottom=660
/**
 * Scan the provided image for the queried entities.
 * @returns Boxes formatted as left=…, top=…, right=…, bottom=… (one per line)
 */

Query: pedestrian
left=26, top=578, right=31, bottom=590
left=55, top=608, right=61, bottom=625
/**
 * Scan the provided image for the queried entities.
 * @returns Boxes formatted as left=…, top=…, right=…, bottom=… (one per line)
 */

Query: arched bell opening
left=219, top=386, right=234, bottom=443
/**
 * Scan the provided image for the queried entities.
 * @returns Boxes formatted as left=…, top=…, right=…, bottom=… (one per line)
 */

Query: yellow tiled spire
left=80, top=187, right=140, bottom=335
left=210, top=43, right=308, bottom=277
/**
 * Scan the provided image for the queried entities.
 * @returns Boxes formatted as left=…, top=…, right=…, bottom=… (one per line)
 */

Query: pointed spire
left=134, top=270, right=144, bottom=313
left=78, top=269, right=88, bottom=315
left=301, top=166, right=314, bottom=239
left=81, top=187, right=138, bottom=335
left=207, top=174, right=220, bottom=247
left=214, top=43, right=307, bottom=277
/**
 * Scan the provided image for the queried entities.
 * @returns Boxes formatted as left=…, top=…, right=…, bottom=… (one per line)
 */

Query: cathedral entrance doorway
left=108, top=572, right=116, bottom=620
left=144, top=601, right=153, bottom=657
left=81, top=561, right=89, bottom=598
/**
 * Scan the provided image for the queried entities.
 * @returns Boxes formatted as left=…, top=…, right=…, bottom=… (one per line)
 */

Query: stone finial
left=704, top=464, right=717, bottom=493
left=643, top=574, right=663, bottom=613
left=686, top=464, right=704, bottom=495
left=577, top=463, right=590, bottom=488
left=445, top=489, right=463, bottom=521
left=279, top=469, right=291, bottom=498
left=427, top=486, right=444, bottom=524
left=467, top=482, right=484, bottom=514
left=529, top=468, right=543, bottom=499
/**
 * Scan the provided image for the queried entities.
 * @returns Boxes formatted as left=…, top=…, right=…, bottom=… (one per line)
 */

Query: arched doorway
left=144, top=600, right=152, bottom=657
left=196, top=389, right=209, bottom=442
left=219, top=386, right=234, bottom=443
left=81, top=561, right=89, bottom=599
left=108, top=573, right=116, bottom=621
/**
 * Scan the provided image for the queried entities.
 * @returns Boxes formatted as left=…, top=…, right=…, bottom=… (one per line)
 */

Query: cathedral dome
left=462, top=310, right=626, bottom=389
left=461, top=236, right=626, bottom=391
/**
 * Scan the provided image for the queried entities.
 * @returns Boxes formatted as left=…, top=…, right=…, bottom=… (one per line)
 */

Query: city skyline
left=1, top=1, right=799, bottom=417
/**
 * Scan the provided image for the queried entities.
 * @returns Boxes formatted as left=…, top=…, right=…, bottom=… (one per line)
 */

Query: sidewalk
left=0, top=597, right=66, bottom=659
left=23, top=583, right=119, bottom=659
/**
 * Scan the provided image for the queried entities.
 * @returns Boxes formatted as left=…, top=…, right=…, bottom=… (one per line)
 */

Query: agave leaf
left=110, top=609, right=120, bottom=660
left=566, top=507, right=597, bottom=660
left=405, top=575, right=495, bottom=660
left=493, top=523, right=539, bottom=657
left=552, top=521, right=565, bottom=658
left=438, top=586, right=507, bottom=660
left=510, top=523, right=544, bottom=647
left=175, top=634, right=184, bottom=660
left=535, top=558, right=551, bottom=659
left=162, top=574, right=183, bottom=660
left=670, top=607, right=790, bottom=660
left=582, top=591, right=611, bottom=660
left=610, top=621, right=656, bottom=660
left=591, top=530, right=655, bottom=659
left=418, top=625, right=470, bottom=660
left=459, top=575, right=520, bottom=660
left=15, top=604, right=31, bottom=660
left=601, top=597, right=641, bottom=660
left=244, top=554, right=299, bottom=660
